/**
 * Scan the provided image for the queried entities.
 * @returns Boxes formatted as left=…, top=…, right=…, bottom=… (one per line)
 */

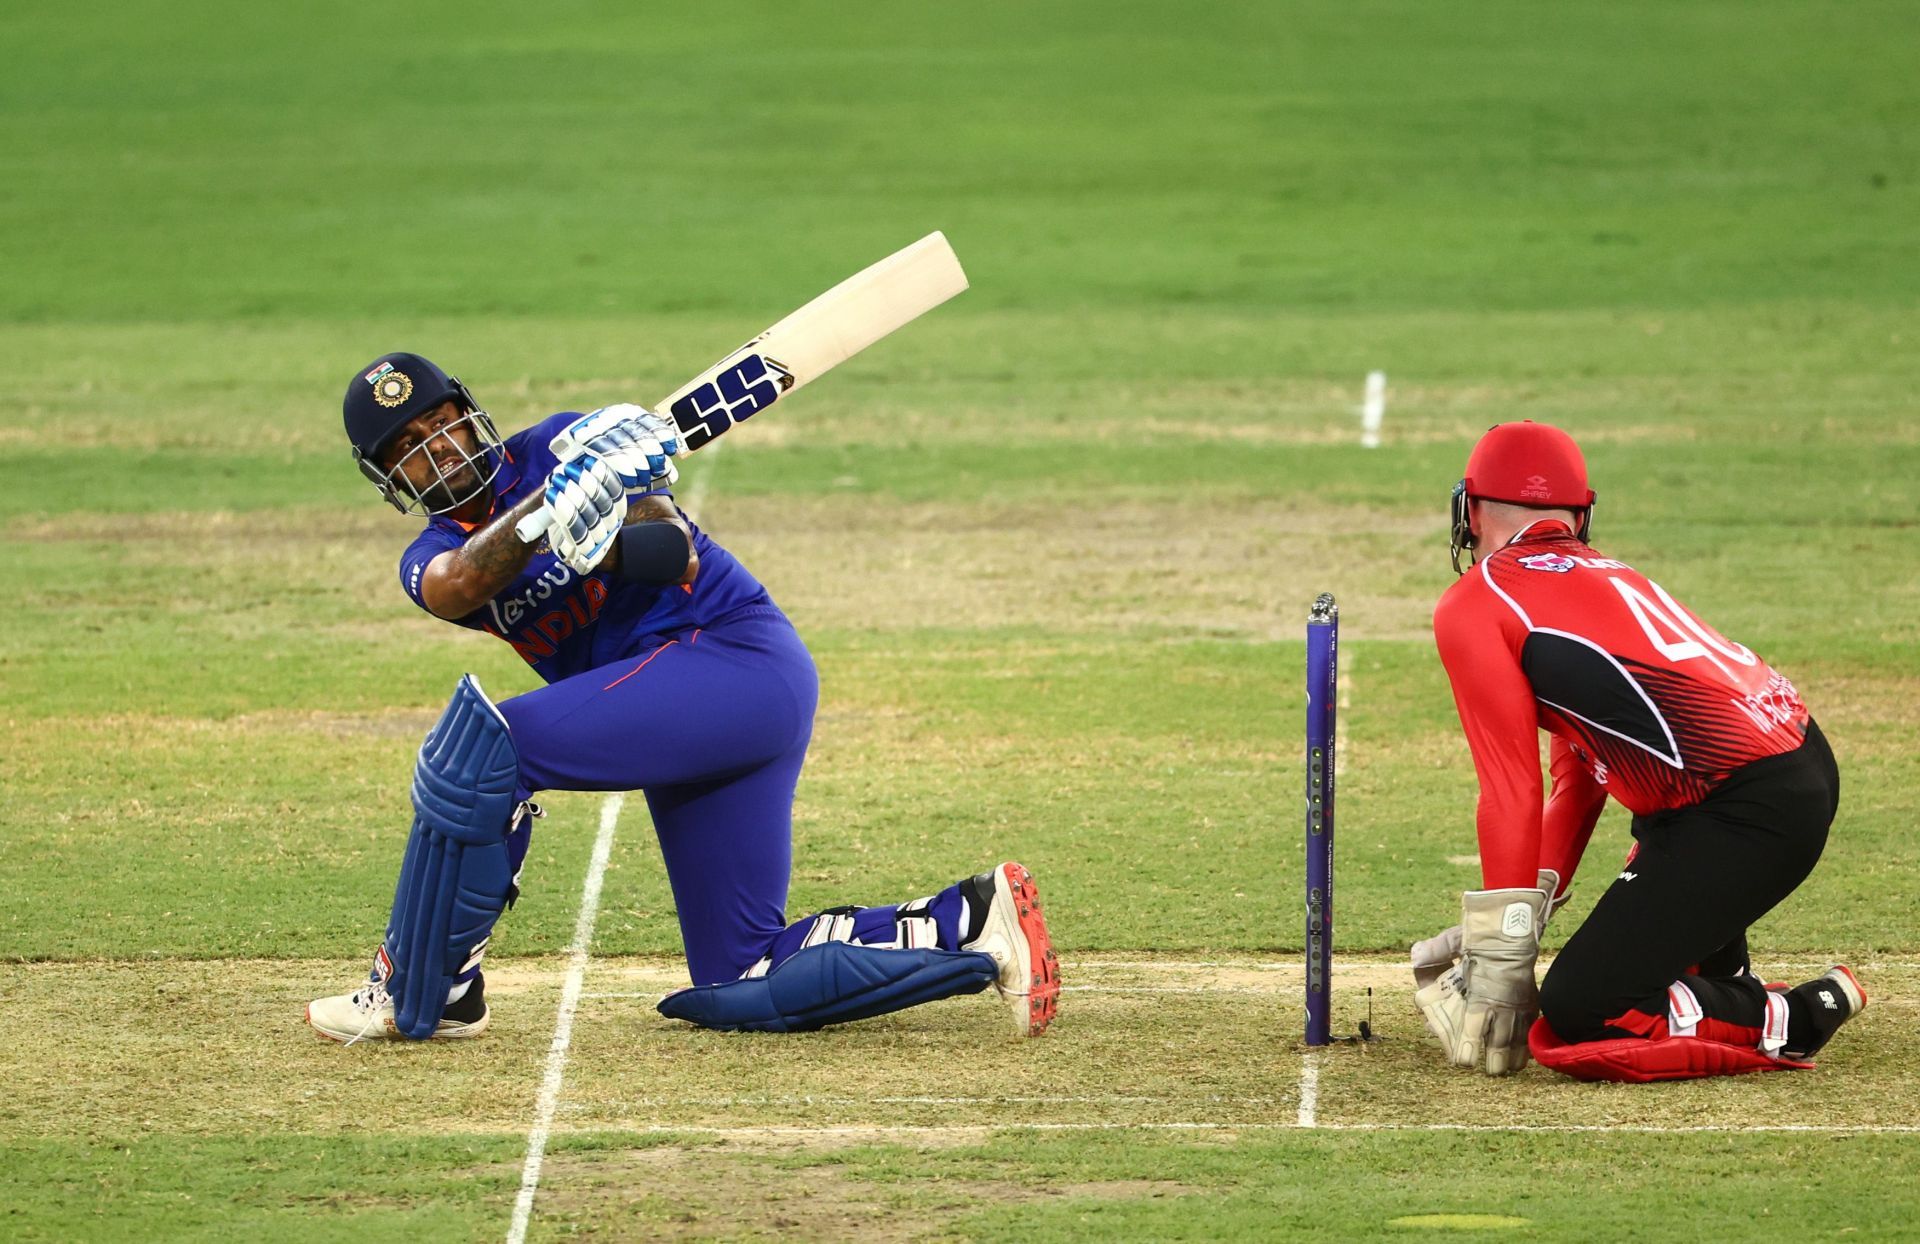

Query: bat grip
left=515, top=506, right=552, bottom=544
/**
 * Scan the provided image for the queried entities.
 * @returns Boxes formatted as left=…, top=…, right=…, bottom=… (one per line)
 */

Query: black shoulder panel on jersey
left=1521, top=631, right=1680, bottom=766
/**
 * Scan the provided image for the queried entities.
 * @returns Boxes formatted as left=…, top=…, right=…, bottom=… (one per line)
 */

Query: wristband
left=614, top=522, right=692, bottom=586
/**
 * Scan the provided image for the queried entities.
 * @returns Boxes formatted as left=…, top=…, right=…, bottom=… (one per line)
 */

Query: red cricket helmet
left=1450, top=421, right=1596, bottom=572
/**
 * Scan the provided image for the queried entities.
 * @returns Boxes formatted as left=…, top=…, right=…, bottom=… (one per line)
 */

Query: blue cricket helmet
left=343, top=352, right=503, bottom=515
left=344, top=352, right=468, bottom=463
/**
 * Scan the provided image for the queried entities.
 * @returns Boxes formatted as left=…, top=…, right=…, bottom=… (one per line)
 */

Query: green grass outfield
left=3, top=1, right=1918, bottom=1239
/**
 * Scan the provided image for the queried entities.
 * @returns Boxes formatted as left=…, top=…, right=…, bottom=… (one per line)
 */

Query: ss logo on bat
left=670, top=353, right=793, bottom=451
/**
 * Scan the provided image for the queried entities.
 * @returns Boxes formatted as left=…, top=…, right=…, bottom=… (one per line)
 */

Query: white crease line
left=576, top=982, right=1282, bottom=1005
left=581, top=985, right=1286, bottom=1000
left=506, top=793, right=624, bottom=1244
left=1760, top=960, right=1920, bottom=972
left=583, top=1094, right=1280, bottom=1108
left=1067, top=960, right=1298, bottom=971
left=584, top=958, right=1920, bottom=986
left=1359, top=369, right=1386, bottom=448
left=597, top=1121, right=1920, bottom=1137
left=1312, top=1123, right=1920, bottom=1135
left=1060, top=985, right=1279, bottom=995
left=1297, top=1051, right=1320, bottom=1128
left=1058, top=958, right=1920, bottom=973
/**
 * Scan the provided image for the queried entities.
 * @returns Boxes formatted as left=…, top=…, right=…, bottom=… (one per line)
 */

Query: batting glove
left=544, top=454, right=628, bottom=575
left=1414, top=884, right=1549, bottom=1076
left=552, top=404, right=679, bottom=495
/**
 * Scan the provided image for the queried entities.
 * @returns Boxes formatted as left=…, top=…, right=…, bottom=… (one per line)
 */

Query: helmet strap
left=1448, top=481, right=1475, bottom=575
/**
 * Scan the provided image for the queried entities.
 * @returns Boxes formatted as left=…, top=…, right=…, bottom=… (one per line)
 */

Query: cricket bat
left=515, top=231, right=968, bottom=544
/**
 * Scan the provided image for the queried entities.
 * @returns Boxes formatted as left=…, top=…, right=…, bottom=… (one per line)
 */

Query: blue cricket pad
left=657, top=942, right=998, bottom=1033
left=382, top=675, right=520, bottom=1039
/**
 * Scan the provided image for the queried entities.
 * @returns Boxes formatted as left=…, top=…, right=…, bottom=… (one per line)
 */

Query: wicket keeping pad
left=657, top=941, right=999, bottom=1032
left=381, top=675, right=520, bottom=1039
left=1527, top=1016, right=1812, bottom=1082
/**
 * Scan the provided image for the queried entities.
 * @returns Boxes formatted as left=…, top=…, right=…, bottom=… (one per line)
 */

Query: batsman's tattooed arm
left=419, top=492, right=548, bottom=620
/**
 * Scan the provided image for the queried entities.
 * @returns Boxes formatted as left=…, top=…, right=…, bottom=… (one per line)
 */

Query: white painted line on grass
left=1359, top=370, right=1386, bottom=449
left=575, top=956, right=1920, bottom=978
left=579, top=984, right=1285, bottom=1003
left=582, top=984, right=1290, bottom=1000
left=1066, top=960, right=1298, bottom=971
left=1059, top=956, right=1920, bottom=974
left=607, top=1121, right=1920, bottom=1138
left=1296, top=1051, right=1320, bottom=1128
left=506, top=793, right=625, bottom=1244
left=588, top=1093, right=1280, bottom=1108
left=1059, top=984, right=1280, bottom=995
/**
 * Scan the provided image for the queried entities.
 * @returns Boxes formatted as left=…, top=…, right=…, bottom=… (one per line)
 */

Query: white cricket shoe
left=960, top=861, right=1061, bottom=1037
left=307, top=974, right=490, bottom=1044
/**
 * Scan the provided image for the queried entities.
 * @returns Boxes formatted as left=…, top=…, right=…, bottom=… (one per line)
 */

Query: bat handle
left=515, top=506, right=553, bottom=544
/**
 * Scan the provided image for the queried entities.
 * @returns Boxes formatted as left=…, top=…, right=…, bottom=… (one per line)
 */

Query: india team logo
left=364, top=360, right=414, bottom=408
left=1518, top=553, right=1577, bottom=573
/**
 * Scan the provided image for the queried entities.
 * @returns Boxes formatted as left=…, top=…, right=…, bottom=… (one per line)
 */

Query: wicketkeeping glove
left=544, top=454, right=627, bottom=575
left=552, top=404, right=679, bottom=495
left=1410, top=869, right=1562, bottom=991
left=1410, top=924, right=1464, bottom=993
left=1414, top=885, right=1550, bottom=1076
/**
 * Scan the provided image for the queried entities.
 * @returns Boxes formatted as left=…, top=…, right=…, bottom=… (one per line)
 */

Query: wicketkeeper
left=307, top=352, right=1059, bottom=1043
left=1413, top=420, right=1864, bottom=1082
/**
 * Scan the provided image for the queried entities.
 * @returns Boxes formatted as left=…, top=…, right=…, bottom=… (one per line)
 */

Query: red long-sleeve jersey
left=1434, top=520, right=1810, bottom=891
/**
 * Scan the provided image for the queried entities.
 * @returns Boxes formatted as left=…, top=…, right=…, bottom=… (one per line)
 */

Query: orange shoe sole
left=1003, top=862, right=1061, bottom=1037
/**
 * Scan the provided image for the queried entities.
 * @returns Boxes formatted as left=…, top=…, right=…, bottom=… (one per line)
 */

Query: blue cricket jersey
left=398, top=412, right=773, bottom=683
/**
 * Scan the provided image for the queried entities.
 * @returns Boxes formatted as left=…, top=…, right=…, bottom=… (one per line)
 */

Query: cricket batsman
left=1412, top=420, right=1864, bottom=1081
left=307, top=352, right=1059, bottom=1042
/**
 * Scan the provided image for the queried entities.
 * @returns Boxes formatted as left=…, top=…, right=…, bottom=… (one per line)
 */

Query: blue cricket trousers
left=497, top=605, right=818, bottom=984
